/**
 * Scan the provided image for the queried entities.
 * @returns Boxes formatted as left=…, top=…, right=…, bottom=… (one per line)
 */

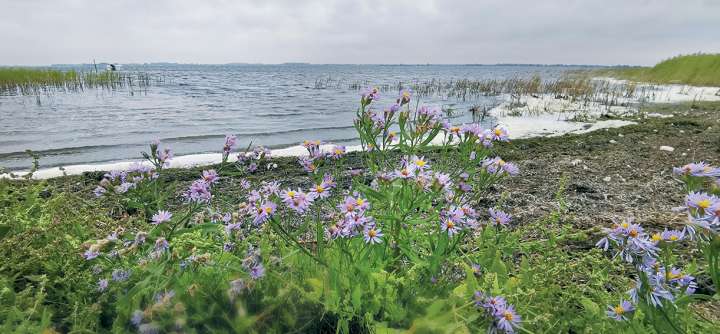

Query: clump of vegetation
left=601, top=53, right=720, bottom=87
left=0, top=67, right=160, bottom=95
left=1, top=91, right=719, bottom=333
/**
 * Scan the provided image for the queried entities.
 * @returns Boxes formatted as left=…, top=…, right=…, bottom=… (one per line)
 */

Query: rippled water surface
left=0, top=64, right=586, bottom=170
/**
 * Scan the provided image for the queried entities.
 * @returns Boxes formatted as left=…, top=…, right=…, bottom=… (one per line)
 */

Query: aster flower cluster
left=473, top=292, right=522, bottom=333
left=439, top=205, right=479, bottom=236
left=93, top=163, right=158, bottom=197
left=183, top=169, right=219, bottom=203
left=361, top=86, right=380, bottom=106
left=444, top=123, right=509, bottom=149
left=673, top=161, right=720, bottom=178
left=597, top=218, right=697, bottom=319
left=596, top=218, right=659, bottom=263
left=297, top=140, right=347, bottom=173
left=143, top=139, right=173, bottom=169
left=236, top=145, right=272, bottom=173
left=327, top=193, right=376, bottom=242
left=684, top=191, right=720, bottom=234
left=481, top=157, right=519, bottom=176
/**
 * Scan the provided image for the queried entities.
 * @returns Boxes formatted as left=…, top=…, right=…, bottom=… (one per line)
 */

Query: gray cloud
left=1, top=0, right=718, bottom=65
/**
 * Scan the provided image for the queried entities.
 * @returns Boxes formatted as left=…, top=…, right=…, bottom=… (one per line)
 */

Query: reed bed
left=316, top=73, right=657, bottom=112
left=0, top=67, right=163, bottom=95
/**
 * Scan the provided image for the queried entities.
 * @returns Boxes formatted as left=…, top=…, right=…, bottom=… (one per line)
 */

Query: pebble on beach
left=659, top=146, right=675, bottom=152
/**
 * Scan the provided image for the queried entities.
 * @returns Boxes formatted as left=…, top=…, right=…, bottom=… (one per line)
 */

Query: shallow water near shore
left=1, top=64, right=587, bottom=171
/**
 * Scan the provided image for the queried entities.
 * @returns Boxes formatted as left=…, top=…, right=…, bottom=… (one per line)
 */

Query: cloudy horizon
left=1, top=0, right=719, bottom=66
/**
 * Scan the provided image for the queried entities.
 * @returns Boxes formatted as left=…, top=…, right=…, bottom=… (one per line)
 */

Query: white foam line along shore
left=3, top=78, right=719, bottom=180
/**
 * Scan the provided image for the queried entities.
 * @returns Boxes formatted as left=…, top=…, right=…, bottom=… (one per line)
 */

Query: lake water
left=0, top=64, right=588, bottom=171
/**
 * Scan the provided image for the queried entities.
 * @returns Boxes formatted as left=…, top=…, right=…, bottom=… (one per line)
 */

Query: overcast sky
left=1, top=0, right=718, bottom=66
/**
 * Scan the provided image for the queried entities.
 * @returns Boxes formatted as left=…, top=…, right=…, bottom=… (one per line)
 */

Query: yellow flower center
left=287, top=191, right=296, bottom=197
left=494, top=129, right=503, bottom=136
left=356, top=198, right=365, bottom=206
left=447, top=221, right=455, bottom=229
left=614, top=305, right=624, bottom=315
left=334, top=149, right=343, bottom=155
left=669, top=235, right=679, bottom=241
left=503, top=311, right=514, bottom=321
left=651, top=233, right=661, bottom=242
left=315, top=185, right=325, bottom=193
left=498, top=159, right=506, bottom=166
left=620, top=222, right=629, bottom=229
left=415, top=160, right=426, bottom=167
left=628, top=229, right=639, bottom=238
left=264, top=206, right=273, bottom=214
left=698, top=199, right=711, bottom=209
left=368, top=229, right=377, bottom=237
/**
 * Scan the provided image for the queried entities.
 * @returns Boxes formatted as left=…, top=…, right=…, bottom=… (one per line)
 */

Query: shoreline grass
left=0, top=67, right=159, bottom=95
left=599, top=53, right=720, bottom=87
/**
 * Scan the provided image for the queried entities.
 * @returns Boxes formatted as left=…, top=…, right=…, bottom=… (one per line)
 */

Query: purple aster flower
left=394, top=164, right=416, bottom=179
left=491, top=126, right=510, bottom=142
left=93, top=186, right=106, bottom=197
left=329, top=145, right=346, bottom=159
left=339, top=195, right=370, bottom=215
left=202, top=169, right=219, bottom=184
left=115, top=182, right=134, bottom=194
left=673, top=162, right=708, bottom=176
left=84, top=248, right=100, bottom=260
left=597, top=219, right=659, bottom=263
left=302, top=140, right=322, bottom=158
left=364, top=227, right=383, bottom=244
left=111, top=269, right=130, bottom=282
left=223, top=134, right=237, bottom=154
left=151, top=210, right=172, bottom=225
left=471, top=263, right=482, bottom=276
left=310, top=182, right=331, bottom=200
left=249, top=263, right=265, bottom=280
left=185, top=179, right=212, bottom=202
left=130, top=309, right=144, bottom=327
left=361, top=86, right=380, bottom=104
left=247, top=162, right=258, bottom=173
left=489, top=208, right=512, bottom=226
left=441, top=217, right=462, bottom=236
left=251, top=201, right=276, bottom=225
left=298, top=157, right=317, bottom=173
left=261, top=181, right=281, bottom=195
left=154, top=290, right=175, bottom=305
left=482, top=157, right=519, bottom=176
left=240, top=179, right=251, bottom=190
left=223, top=242, right=235, bottom=252
left=686, top=192, right=718, bottom=216
left=607, top=300, right=634, bottom=321
left=660, top=229, right=684, bottom=242
left=154, top=238, right=169, bottom=252
left=97, top=278, right=109, bottom=292
left=281, top=189, right=314, bottom=213
left=157, top=147, right=173, bottom=167
left=397, top=89, right=411, bottom=105
left=409, top=155, right=430, bottom=171
left=494, top=305, right=521, bottom=333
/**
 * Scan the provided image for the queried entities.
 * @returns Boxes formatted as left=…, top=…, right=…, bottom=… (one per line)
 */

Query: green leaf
left=0, top=224, right=10, bottom=239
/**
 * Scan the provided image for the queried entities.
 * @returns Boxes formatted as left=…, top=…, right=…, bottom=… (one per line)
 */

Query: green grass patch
left=600, top=53, right=720, bottom=86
